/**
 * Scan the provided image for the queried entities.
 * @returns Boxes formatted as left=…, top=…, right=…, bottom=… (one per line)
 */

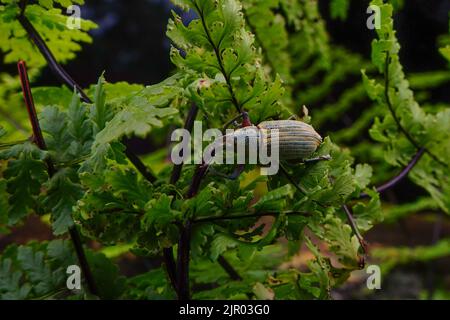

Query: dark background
left=33, top=0, right=450, bottom=90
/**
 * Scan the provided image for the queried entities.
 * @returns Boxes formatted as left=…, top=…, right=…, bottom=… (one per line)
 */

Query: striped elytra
left=258, top=120, right=322, bottom=160
left=212, top=120, right=322, bottom=163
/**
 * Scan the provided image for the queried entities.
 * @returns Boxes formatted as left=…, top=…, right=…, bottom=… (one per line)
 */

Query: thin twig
left=173, top=162, right=209, bottom=299
left=194, top=2, right=242, bottom=114
left=360, top=147, right=425, bottom=198
left=17, top=60, right=98, bottom=296
left=279, top=163, right=308, bottom=195
left=170, top=104, right=198, bottom=184
left=164, top=104, right=199, bottom=296
left=342, top=204, right=367, bottom=262
left=163, top=248, right=178, bottom=293
left=17, top=13, right=90, bottom=103
left=170, top=104, right=243, bottom=295
left=193, top=210, right=311, bottom=224
left=124, top=147, right=156, bottom=183
left=17, top=7, right=157, bottom=183
left=68, top=226, right=98, bottom=296
left=218, top=256, right=242, bottom=281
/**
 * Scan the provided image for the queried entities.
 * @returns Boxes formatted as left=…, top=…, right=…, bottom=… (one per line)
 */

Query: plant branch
left=68, top=226, right=98, bottom=296
left=218, top=256, right=242, bottom=281
left=17, top=8, right=157, bottom=183
left=384, top=53, right=446, bottom=167
left=358, top=53, right=447, bottom=199
left=193, top=210, right=311, bottom=224
left=194, top=3, right=242, bottom=114
left=124, top=147, right=156, bottom=183
left=170, top=104, right=243, bottom=295
left=163, top=248, right=178, bottom=293
left=164, top=104, right=199, bottom=296
left=17, top=60, right=98, bottom=296
left=17, top=12, right=90, bottom=103
left=172, top=160, right=209, bottom=299
left=342, top=204, right=367, bottom=262
left=170, top=104, right=198, bottom=184
left=279, top=163, right=308, bottom=195
left=360, top=147, right=426, bottom=198
left=241, top=6, right=276, bottom=79
left=176, top=220, right=192, bottom=300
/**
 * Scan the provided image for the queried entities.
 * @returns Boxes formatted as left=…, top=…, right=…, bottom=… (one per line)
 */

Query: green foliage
left=0, top=240, right=77, bottom=299
left=0, top=142, right=48, bottom=225
left=0, top=0, right=448, bottom=301
left=363, top=0, right=450, bottom=213
left=330, top=0, right=350, bottom=20
left=242, top=0, right=291, bottom=83
left=124, top=268, right=176, bottom=299
left=0, top=239, right=125, bottom=299
left=42, top=168, right=82, bottom=234
left=0, top=0, right=97, bottom=68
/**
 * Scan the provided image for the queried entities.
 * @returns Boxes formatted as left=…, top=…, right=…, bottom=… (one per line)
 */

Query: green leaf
left=322, top=215, right=361, bottom=268
left=352, top=190, right=383, bottom=232
left=86, top=251, right=126, bottom=299
left=40, top=105, right=72, bottom=160
left=142, top=194, right=180, bottom=229
left=354, top=163, right=373, bottom=190
left=17, top=245, right=63, bottom=296
left=0, top=179, right=9, bottom=232
left=330, top=0, right=350, bottom=21
left=210, top=233, right=238, bottom=260
left=94, top=96, right=177, bottom=144
left=90, top=76, right=111, bottom=135
left=42, top=168, right=83, bottom=235
left=365, top=0, right=450, bottom=213
left=252, top=184, right=294, bottom=212
left=0, top=143, right=48, bottom=225
left=439, top=45, right=450, bottom=63
left=0, top=3, right=97, bottom=69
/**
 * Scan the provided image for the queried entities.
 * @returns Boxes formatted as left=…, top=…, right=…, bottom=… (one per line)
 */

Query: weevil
left=205, top=112, right=330, bottom=179
left=231, top=119, right=323, bottom=161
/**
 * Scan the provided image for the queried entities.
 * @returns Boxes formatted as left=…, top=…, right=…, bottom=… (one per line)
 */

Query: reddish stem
left=17, top=60, right=98, bottom=296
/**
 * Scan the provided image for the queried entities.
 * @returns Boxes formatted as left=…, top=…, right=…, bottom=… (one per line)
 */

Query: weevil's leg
left=287, top=114, right=297, bottom=120
left=229, top=164, right=245, bottom=179
left=223, top=112, right=250, bottom=130
left=208, top=164, right=245, bottom=180
left=303, top=154, right=332, bottom=164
